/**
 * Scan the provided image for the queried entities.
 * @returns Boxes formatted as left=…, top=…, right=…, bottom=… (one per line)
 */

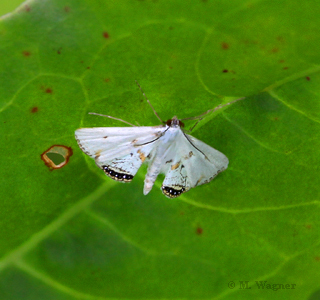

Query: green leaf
left=1, top=0, right=319, bottom=299
left=0, top=0, right=24, bottom=16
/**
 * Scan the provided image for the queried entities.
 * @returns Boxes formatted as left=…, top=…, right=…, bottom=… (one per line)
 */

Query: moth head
left=166, top=116, right=185, bottom=128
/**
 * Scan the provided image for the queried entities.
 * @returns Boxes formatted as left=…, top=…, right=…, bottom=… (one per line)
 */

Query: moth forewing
left=184, top=134, right=228, bottom=187
left=187, top=135, right=229, bottom=169
left=75, top=126, right=167, bottom=183
left=160, top=130, right=229, bottom=198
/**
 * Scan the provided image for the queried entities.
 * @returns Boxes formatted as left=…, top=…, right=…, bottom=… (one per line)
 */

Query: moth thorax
left=166, top=116, right=184, bottom=128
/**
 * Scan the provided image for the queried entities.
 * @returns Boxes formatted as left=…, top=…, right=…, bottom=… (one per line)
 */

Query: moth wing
left=161, top=132, right=229, bottom=198
left=75, top=126, right=165, bottom=181
left=186, top=134, right=229, bottom=185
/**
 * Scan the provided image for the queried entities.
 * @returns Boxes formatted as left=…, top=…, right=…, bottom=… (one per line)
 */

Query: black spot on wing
left=161, top=186, right=186, bottom=198
left=102, top=165, right=134, bottom=182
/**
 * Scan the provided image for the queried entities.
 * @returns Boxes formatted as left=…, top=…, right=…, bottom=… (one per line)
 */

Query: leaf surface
left=1, top=0, right=320, bottom=299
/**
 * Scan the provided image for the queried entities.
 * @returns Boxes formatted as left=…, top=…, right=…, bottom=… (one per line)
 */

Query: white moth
left=75, top=82, right=244, bottom=198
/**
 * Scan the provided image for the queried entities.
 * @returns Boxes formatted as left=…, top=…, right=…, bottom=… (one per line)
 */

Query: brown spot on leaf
left=276, top=36, right=285, bottom=43
left=103, top=31, right=110, bottom=39
left=196, top=227, right=203, bottom=235
left=41, top=86, right=53, bottom=94
left=104, top=78, right=110, bottom=82
left=306, top=76, right=310, bottom=81
left=24, top=5, right=31, bottom=12
left=221, top=42, right=229, bottom=50
left=22, top=51, right=31, bottom=57
left=279, top=59, right=285, bottom=63
left=283, top=67, right=289, bottom=70
left=314, top=256, right=320, bottom=261
left=41, top=145, right=73, bottom=170
left=271, top=47, right=279, bottom=53
left=64, top=6, right=70, bottom=13
left=222, top=69, right=228, bottom=73
left=31, top=107, right=38, bottom=113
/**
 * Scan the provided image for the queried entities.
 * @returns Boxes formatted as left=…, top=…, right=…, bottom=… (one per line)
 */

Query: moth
left=75, top=82, right=244, bottom=198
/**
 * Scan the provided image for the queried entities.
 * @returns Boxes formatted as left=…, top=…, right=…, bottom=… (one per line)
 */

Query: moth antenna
left=135, top=80, right=164, bottom=123
left=88, top=112, right=136, bottom=127
left=183, top=96, right=246, bottom=132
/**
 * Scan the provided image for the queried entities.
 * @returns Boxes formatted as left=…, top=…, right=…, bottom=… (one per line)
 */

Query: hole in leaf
left=41, top=145, right=73, bottom=170
left=46, top=152, right=65, bottom=165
